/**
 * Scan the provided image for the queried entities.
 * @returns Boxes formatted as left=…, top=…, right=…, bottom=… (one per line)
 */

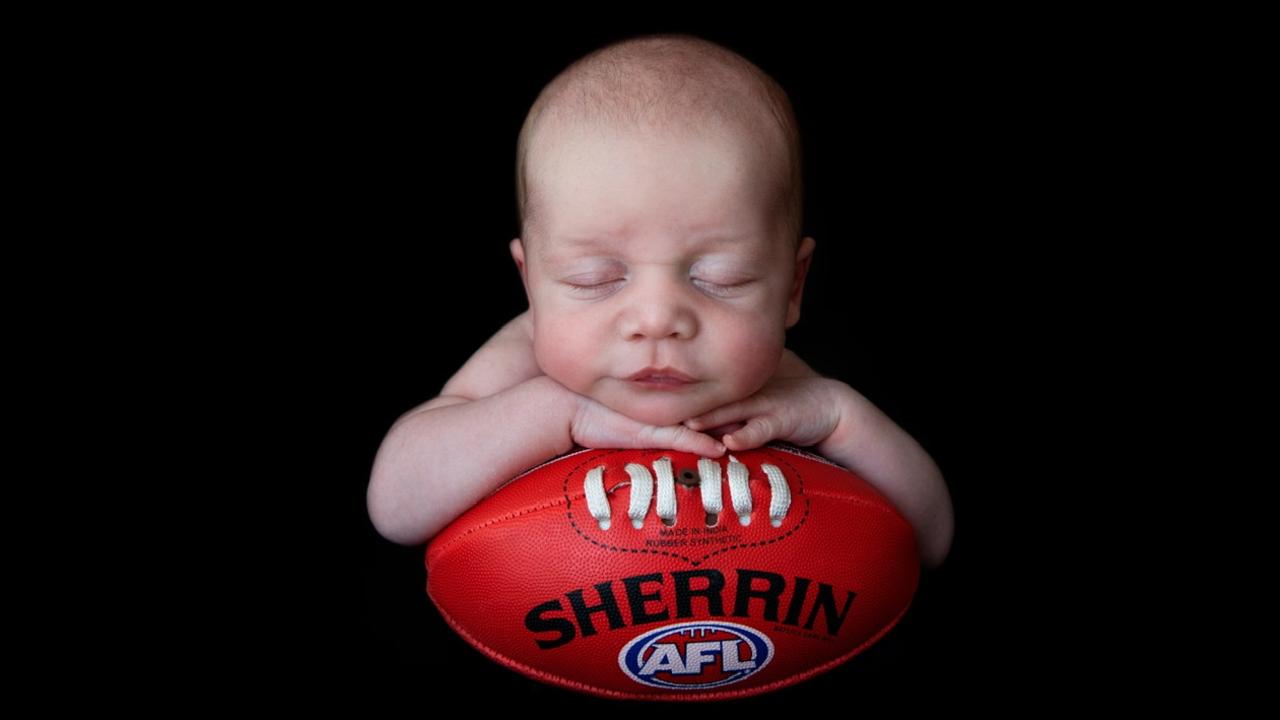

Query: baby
left=368, top=34, right=954, bottom=569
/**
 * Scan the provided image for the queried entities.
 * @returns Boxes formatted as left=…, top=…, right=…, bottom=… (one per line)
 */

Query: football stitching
left=564, top=450, right=817, bottom=566
left=430, top=448, right=907, bottom=563
left=428, top=496, right=575, bottom=558
left=427, top=450, right=620, bottom=559
left=565, top=500, right=811, bottom=567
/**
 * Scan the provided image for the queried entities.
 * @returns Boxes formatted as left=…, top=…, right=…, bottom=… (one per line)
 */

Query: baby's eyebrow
left=562, top=227, right=682, bottom=245
left=540, top=229, right=766, bottom=269
left=558, top=232, right=749, bottom=249
left=559, top=236, right=618, bottom=249
left=540, top=237, right=620, bottom=262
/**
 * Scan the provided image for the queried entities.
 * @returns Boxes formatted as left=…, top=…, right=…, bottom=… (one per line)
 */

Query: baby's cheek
left=715, top=317, right=784, bottom=393
left=532, top=320, right=599, bottom=392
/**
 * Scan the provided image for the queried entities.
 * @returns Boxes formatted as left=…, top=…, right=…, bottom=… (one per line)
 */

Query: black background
left=226, top=19, right=1126, bottom=705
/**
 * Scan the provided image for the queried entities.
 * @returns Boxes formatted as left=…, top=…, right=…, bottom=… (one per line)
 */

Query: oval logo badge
left=618, top=621, right=774, bottom=690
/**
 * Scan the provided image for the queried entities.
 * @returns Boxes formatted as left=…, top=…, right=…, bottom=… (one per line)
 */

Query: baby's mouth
left=634, top=376, right=688, bottom=385
left=628, top=375, right=699, bottom=392
left=625, top=367, right=696, bottom=384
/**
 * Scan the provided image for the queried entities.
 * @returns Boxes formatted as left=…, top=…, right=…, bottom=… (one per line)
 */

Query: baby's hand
left=683, top=377, right=845, bottom=452
left=572, top=393, right=727, bottom=458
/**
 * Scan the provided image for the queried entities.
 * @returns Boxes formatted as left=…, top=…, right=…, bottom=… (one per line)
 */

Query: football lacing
left=582, top=455, right=791, bottom=531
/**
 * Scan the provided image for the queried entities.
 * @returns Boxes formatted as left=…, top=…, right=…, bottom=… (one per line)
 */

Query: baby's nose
left=621, top=280, right=697, bottom=340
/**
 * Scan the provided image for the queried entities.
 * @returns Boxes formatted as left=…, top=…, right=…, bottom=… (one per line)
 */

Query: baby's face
left=512, top=125, right=812, bottom=427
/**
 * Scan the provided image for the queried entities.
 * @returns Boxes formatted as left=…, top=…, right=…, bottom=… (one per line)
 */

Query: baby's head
left=510, top=34, right=816, bottom=427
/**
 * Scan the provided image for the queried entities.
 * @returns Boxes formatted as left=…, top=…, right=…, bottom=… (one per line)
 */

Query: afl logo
left=618, top=621, right=774, bottom=690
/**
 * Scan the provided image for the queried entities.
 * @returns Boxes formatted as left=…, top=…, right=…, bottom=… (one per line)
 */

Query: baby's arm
left=816, top=385, right=954, bottom=569
left=687, top=350, right=955, bottom=569
left=367, top=313, right=576, bottom=546
left=366, top=312, right=724, bottom=546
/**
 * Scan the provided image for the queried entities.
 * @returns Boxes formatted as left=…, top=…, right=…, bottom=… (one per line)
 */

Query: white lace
left=582, top=454, right=791, bottom=530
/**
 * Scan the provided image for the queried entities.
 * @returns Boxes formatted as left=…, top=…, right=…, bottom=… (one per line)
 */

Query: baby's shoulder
left=481, top=309, right=532, bottom=346
left=776, top=347, right=822, bottom=380
left=437, top=310, right=540, bottom=400
left=515, top=309, right=533, bottom=343
left=497, top=309, right=534, bottom=351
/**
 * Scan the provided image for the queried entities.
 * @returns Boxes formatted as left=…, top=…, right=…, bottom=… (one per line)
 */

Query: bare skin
left=367, top=309, right=953, bottom=569
left=368, top=126, right=953, bottom=568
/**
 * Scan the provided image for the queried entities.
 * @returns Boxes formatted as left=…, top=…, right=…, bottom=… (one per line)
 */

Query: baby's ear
left=510, top=237, right=527, bottom=275
left=786, top=236, right=817, bottom=329
left=510, top=238, right=532, bottom=305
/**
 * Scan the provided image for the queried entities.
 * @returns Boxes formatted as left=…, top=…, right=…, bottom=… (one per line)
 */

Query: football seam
left=428, top=449, right=631, bottom=562
left=565, top=498, right=813, bottom=566
left=429, top=489, right=909, bottom=568
left=428, top=495, right=575, bottom=560
left=430, top=445, right=910, bottom=565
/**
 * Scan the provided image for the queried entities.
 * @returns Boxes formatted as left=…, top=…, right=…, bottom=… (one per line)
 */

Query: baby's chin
left=621, top=406, right=691, bottom=428
left=599, top=392, right=712, bottom=429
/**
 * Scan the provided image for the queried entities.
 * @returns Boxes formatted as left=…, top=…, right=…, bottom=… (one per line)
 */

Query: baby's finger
left=653, top=424, right=726, bottom=458
left=723, top=415, right=778, bottom=451
left=700, top=422, right=748, bottom=439
left=684, top=402, right=751, bottom=432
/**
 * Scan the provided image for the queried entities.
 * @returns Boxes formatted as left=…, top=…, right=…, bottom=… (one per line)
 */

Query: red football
left=425, top=442, right=919, bottom=700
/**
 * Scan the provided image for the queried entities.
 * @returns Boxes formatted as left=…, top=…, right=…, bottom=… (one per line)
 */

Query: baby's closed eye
left=563, top=275, right=755, bottom=298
